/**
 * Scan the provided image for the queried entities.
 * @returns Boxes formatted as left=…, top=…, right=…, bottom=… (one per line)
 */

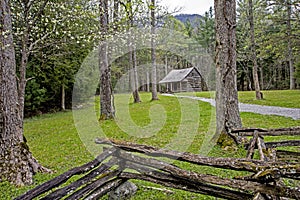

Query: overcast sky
left=159, top=0, right=214, bottom=15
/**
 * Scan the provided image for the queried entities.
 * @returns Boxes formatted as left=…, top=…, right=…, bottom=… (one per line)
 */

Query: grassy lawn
left=1, top=92, right=299, bottom=199
left=193, top=90, right=300, bottom=108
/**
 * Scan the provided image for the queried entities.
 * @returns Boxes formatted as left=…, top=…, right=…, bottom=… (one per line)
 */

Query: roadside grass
left=239, top=90, right=300, bottom=108
left=193, top=90, right=300, bottom=108
left=1, top=92, right=299, bottom=199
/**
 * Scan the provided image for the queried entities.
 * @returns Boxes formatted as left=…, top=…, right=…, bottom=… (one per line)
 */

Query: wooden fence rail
left=16, top=132, right=300, bottom=200
left=231, top=127, right=300, bottom=163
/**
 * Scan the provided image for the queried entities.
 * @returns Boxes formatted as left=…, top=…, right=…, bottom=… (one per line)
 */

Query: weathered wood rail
left=16, top=133, right=300, bottom=200
left=231, top=127, right=300, bottom=162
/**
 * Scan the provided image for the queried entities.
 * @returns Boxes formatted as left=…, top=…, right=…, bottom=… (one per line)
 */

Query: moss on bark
left=217, top=131, right=237, bottom=150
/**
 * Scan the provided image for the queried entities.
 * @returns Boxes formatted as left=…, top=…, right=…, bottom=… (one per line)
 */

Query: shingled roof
left=159, top=67, right=200, bottom=84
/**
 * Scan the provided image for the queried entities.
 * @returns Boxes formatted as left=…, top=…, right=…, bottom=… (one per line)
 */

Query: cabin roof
left=159, top=67, right=201, bottom=84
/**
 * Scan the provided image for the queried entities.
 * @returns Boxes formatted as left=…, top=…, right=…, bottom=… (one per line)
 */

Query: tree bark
left=260, top=66, right=264, bottom=90
left=19, top=32, right=29, bottom=122
left=165, top=55, right=169, bottom=92
left=126, top=0, right=141, bottom=103
left=214, top=0, right=242, bottom=143
left=113, top=0, right=119, bottom=31
left=16, top=1, right=51, bottom=122
left=287, top=0, right=295, bottom=90
left=248, top=0, right=263, bottom=100
left=128, top=45, right=141, bottom=103
left=132, top=48, right=141, bottom=103
left=99, top=0, right=115, bottom=120
left=0, top=0, right=49, bottom=186
left=146, top=70, right=150, bottom=92
left=61, top=83, right=65, bottom=111
left=151, top=0, right=158, bottom=100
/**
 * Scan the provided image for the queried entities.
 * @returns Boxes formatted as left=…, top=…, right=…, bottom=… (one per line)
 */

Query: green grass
left=1, top=92, right=299, bottom=199
left=193, top=90, right=300, bottom=108
left=0, top=111, right=93, bottom=199
left=239, top=90, right=300, bottom=108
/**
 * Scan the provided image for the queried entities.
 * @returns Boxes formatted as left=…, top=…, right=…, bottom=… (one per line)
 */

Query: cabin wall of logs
left=16, top=127, right=300, bottom=200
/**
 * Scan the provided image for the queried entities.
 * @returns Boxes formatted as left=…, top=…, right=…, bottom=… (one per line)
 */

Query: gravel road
left=162, top=94, right=300, bottom=120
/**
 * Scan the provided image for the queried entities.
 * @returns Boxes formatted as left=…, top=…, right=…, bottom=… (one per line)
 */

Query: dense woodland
left=2, top=0, right=298, bottom=117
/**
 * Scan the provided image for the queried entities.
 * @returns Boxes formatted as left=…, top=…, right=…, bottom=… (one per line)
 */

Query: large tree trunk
left=99, top=0, right=115, bottom=120
left=165, top=55, right=169, bottom=92
left=128, top=45, right=141, bottom=103
left=61, top=83, right=65, bottom=111
left=214, top=0, right=242, bottom=144
left=151, top=0, right=158, bottom=100
left=248, top=0, right=262, bottom=100
left=0, top=0, right=49, bottom=186
left=260, top=66, right=264, bottom=90
left=132, top=48, right=141, bottom=103
left=126, top=0, right=141, bottom=103
left=287, top=0, right=295, bottom=90
left=146, top=70, right=150, bottom=92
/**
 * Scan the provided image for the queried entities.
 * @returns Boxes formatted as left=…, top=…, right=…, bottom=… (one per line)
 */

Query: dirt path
left=162, top=94, right=300, bottom=120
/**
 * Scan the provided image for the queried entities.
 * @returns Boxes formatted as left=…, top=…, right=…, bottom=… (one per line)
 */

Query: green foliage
left=237, top=0, right=300, bottom=90
left=8, top=0, right=299, bottom=116
left=194, top=8, right=215, bottom=53
left=24, top=80, right=47, bottom=116
left=175, top=8, right=215, bottom=54
left=163, top=16, right=186, bottom=33
left=10, top=0, right=98, bottom=115
left=216, top=131, right=237, bottom=150
left=295, top=62, right=300, bottom=87
left=184, top=19, right=193, bottom=38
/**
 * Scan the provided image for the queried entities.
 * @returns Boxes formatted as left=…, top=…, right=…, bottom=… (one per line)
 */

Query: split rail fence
left=16, top=127, right=300, bottom=200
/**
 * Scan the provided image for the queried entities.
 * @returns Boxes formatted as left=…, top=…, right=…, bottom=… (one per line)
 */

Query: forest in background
left=8, top=0, right=299, bottom=117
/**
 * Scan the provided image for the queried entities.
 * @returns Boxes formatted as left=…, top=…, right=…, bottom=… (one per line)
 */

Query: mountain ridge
left=174, top=14, right=202, bottom=25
